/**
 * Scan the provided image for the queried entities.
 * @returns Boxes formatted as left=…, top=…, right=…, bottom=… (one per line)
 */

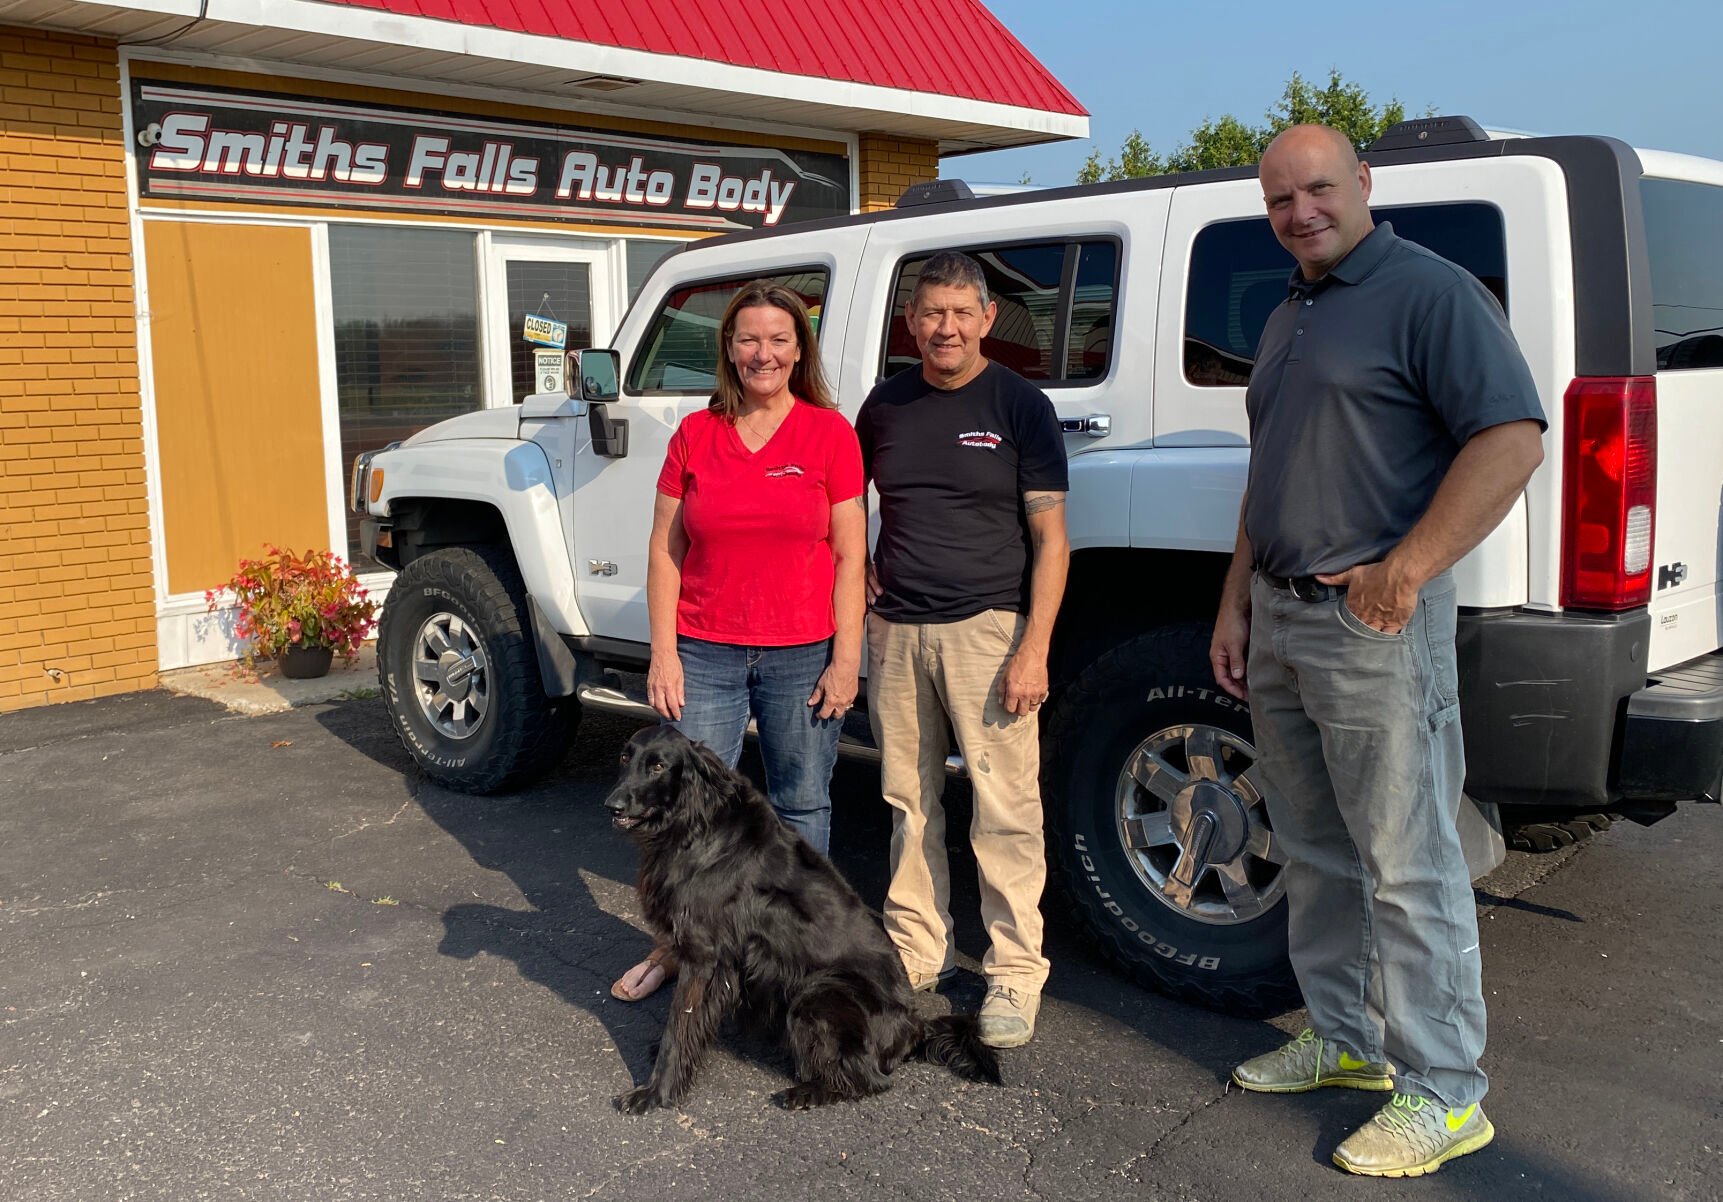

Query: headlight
left=349, top=451, right=374, bottom=513
left=349, top=444, right=399, bottom=512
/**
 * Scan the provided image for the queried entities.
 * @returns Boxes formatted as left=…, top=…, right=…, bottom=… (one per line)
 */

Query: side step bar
left=574, top=676, right=968, bottom=777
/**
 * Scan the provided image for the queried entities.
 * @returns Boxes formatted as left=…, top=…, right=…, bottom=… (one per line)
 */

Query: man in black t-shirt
left=856, top=251, right=1069, bottom=1049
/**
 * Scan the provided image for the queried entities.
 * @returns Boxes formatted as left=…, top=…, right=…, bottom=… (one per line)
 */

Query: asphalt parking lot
left=2, top=690, right=1719, bottom=1201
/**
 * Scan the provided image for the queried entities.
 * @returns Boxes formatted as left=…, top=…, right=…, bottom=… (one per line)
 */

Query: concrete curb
left=159, top=644, right=380, bottom=714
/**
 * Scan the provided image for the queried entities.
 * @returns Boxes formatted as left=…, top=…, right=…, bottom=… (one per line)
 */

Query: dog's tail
left=917, top=1015, right=1003, bottom=1085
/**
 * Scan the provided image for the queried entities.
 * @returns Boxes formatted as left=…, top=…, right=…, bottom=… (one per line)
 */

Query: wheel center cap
left=1186, top=780, right=1249, bottom=866
left=439, top=650, right=477, bottom=699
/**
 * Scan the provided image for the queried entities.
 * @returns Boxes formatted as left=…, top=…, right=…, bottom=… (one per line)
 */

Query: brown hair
left=709, top=281, right=834, bottom=419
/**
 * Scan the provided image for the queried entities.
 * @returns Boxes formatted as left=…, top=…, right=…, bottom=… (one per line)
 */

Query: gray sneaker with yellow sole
left=1231, top=1028, right=1393, bottom=1093
left=1332, top=1093, right=1494, bottom=1177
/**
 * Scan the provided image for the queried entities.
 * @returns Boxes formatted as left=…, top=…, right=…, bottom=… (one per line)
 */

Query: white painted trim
left=474, top=229, right=495, bottom=407
left=309, top=222, right=349, bottom=563
left=120, top=58, right=172, bottom=643
left=848, top=141, right=863, bottom=216
left=481, top=234, right=615, bottom=407
left=130, top=202, right=704, bottom=243
left=129, top=0, right=1088, bottom=138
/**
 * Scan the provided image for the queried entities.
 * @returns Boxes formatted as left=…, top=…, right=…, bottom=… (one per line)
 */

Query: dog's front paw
left=775, top=1082, right=835, bottom=1110
left=615, top=1086, right=668, bottom=1115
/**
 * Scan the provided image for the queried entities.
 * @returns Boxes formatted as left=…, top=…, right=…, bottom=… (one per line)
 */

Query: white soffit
left=6, top=0, right=1089, bottom=153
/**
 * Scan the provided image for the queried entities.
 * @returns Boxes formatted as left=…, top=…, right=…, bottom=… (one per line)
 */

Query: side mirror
left=565, top=349, right=627, bottom=458
left=566, top=348, right=620, bottom=402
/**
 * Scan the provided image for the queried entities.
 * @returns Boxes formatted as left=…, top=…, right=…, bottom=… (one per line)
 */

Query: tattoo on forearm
left=1024, top=494, right=1066, bottom=515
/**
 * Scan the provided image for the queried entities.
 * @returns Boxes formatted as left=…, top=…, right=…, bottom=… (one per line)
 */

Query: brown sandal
left=610, top=944, right=678, bottom=1002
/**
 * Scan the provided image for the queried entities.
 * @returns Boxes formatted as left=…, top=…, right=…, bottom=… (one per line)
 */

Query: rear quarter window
left=1642, top=178, right=1723, bottom=371
left=1184, top=203, right=1508, bottom=387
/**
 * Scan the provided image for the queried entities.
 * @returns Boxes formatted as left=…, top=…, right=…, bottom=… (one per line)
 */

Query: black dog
left=604, top=725, right=1001, bottom=1112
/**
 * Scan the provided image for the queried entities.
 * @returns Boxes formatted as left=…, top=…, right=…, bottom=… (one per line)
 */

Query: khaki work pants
left=865, top=609, right=1050, bottom=991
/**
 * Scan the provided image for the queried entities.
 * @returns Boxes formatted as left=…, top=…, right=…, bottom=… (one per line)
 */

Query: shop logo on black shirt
left=957, top=430, right=1003, bottom=449
left=764, top=463, right=805, bottom=478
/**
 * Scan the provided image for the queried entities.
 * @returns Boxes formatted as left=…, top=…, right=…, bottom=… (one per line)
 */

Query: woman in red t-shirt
left=611, top=281, right=865, bottom=1002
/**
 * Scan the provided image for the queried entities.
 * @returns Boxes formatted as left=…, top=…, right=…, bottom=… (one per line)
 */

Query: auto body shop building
left=0, top=0, right=1085, bottom=712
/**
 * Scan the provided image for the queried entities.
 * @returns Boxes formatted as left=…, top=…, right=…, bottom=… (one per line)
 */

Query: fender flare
left=372, top=439, right=588, bottom=641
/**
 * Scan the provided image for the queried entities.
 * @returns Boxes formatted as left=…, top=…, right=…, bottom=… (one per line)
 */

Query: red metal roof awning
left=318, top=0, right=1086, bottom=118
left=20, top=0, right=1089, bottom=152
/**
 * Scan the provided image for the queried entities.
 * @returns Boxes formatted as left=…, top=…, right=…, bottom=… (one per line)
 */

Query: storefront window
left=330, top=226, right=481, bottom=570
left=624, top=238, right=679, bottom=305
left=504, top=260, right=592, bottom=404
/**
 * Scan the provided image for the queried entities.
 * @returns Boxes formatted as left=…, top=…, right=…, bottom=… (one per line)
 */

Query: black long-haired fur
left=604, top=725, right=1002, bottom=1112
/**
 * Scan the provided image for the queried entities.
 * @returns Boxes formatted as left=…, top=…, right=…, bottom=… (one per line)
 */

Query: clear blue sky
left=962, top=0, right=1723, bottom=186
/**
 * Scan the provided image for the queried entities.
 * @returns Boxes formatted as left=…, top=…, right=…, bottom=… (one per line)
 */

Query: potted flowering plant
left=206, top=546, right=379, bottom=679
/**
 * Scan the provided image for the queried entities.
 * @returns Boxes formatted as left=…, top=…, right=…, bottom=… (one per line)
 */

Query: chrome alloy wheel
left=409, top=611, right=490, bottom=739
left=1115, top=724, right=1287, bottom=926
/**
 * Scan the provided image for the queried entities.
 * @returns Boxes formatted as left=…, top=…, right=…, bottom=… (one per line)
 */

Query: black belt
left=1258, top=571, right=1346, bottom=603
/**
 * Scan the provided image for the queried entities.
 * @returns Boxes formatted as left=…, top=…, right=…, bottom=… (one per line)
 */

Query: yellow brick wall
left=0, top=26, right=155, bottom=712
left=857, top=133, right=940, bottom=211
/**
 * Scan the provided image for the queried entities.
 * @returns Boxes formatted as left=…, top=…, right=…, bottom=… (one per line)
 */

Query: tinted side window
left=1642, top=178, right=1723, bottom=372
left=627, top=269, right=828, bottom=394
left=882, top=240, right=1119, bottom=385
left=1184, top=204, right=1508, bottom=387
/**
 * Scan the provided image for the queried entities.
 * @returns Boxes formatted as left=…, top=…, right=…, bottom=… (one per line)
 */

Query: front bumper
left=1457, top=607, right=1723, bottom=808
left=359, top=516, right=398, bottom=571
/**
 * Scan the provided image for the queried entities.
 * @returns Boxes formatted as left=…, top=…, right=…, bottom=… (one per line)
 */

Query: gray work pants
left=1247, top=572, right=1488, bottom=1107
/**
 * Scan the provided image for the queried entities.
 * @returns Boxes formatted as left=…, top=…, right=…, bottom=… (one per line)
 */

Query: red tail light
left=1560, top=377, right=1657, bottom=611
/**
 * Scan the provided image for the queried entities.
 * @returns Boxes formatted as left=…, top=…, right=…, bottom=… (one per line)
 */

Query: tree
left=1077, top=70, right=1417, bottom=184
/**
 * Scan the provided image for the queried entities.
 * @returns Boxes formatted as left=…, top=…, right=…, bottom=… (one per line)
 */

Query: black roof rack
left=1368, top=115, right=1489, bottom=153
left=896, top=179, right=975, bottom=208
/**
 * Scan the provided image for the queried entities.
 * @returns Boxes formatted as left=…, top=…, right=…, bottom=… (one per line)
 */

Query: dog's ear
left=680, top=739, right=743, bottom=827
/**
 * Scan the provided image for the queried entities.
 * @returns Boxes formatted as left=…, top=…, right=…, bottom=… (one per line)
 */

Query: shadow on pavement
left=314, top=703, right=1297, bottom=1099
left=1472, top=890, right=1583, bottom=922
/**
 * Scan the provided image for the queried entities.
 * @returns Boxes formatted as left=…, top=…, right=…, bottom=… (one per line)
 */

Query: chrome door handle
left=1060, top=414, right=1111, bottom=438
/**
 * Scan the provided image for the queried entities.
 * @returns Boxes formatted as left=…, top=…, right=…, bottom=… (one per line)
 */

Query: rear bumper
left=1619, top=651, right=1723, bottom=802
left=1457, top=608, right=1723, bottom=807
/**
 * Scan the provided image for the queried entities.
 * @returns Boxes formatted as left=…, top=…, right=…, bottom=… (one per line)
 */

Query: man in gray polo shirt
left=1208, top=124, right=1546, bottom=1178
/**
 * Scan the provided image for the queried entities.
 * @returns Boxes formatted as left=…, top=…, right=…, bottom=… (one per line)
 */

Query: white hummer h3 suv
left=353, top=116, right=1723, bottom=1012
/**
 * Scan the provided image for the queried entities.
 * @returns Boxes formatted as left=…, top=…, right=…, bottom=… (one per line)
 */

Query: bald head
left=1263, top=124, right=1360, bottom=173
left=1259, top=124, right=1374, bottom=279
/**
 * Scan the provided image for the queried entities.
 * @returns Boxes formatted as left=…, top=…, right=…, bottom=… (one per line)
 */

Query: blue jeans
left=1247, top=571, right=1487, bottom=1107
left=669, top=636, right=841, bottom=855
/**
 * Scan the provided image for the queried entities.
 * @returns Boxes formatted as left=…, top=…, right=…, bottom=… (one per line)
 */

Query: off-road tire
left=377, top=546, right=576, bottom=793
left=1043, top=623, right=1300, bottom=1015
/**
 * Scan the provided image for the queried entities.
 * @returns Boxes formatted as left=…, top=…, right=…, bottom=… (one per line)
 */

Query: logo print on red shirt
left=958, top=430, right=1003, bottom=449
left=764, top=463, right=805, bottom=478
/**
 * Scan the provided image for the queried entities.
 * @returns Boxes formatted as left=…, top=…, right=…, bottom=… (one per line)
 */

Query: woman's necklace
left=737, top=402, right=790, bottom=449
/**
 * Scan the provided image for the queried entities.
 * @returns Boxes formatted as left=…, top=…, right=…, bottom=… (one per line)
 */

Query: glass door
left=484, top=236, right=614, bottom=406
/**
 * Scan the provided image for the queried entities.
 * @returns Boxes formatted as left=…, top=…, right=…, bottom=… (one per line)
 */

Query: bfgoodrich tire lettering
left=1043, top=623, right=1300, bottom=1014
left=377, top=546, right=575, bottom=793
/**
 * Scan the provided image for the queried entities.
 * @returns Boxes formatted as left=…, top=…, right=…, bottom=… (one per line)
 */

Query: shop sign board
left=130, top=79, right=852, bottom=230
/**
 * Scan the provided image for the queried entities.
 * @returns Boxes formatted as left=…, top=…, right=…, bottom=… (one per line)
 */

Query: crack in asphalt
left=1, top=878, right=239, bottom=931
left=1115, top=1086, right=1231, bottom=1183
left=334, top=797, right=416, bottom=839
left=937, top=1097, right=1048, bottom=1200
